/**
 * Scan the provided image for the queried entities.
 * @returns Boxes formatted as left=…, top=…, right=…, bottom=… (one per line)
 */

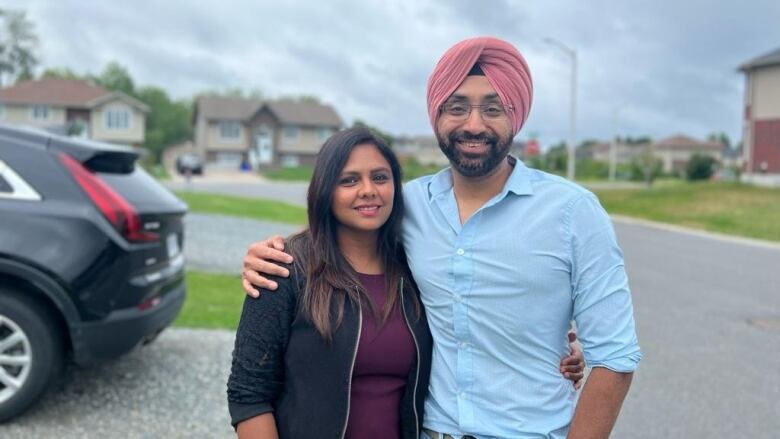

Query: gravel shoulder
left=0, top=328, right=237, bottom=439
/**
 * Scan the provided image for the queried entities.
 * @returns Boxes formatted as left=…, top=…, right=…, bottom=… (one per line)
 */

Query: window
left=318, top=127, right=334, bottom=141
left=0, top=174, right=11, bottom=193
left=219, top=121, right=242, bottom=140
left=104, top=107, right=131, bottom=130
left=31, top=105, right=50, bottom=121
left=283, top=126, right=299, bottom=144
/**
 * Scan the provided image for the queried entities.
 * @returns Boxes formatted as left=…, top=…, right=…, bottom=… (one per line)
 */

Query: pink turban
left=426, top=36, right=533, bottom=136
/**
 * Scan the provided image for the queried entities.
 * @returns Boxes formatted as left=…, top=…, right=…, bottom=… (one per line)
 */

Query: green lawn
left=595, top=181, right=780, bottom=242
left=262, top=166, right=314, bottom=181
left=175, top=191, right=307, bottom=225
left=175, top=271, right=244, bottom=330
left=260, top=163, right=446, bottom=182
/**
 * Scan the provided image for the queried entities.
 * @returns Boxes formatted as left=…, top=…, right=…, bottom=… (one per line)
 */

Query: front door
left=255, top=128, right=273, bottom=166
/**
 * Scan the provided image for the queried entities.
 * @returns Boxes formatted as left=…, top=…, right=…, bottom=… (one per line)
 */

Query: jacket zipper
left=400, top=277, right=421, bottom=439
left=340, top=293, right=362, bottom=439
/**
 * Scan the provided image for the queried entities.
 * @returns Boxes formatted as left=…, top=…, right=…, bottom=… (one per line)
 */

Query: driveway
left=0, top=328, right=237, bottom=439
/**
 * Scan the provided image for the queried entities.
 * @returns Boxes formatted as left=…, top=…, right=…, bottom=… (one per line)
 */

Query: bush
left=686, top=154, right=719, bottom=181
left=575, top=159, right=609, bottom=180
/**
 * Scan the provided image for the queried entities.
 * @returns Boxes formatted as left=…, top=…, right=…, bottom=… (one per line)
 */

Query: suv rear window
left=0, top=175, right=11, bottom=193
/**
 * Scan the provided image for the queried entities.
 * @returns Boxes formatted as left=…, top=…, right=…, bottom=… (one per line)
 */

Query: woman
left=228, top=127, right=431, bottom=439
left=227, top=127, right=583, bottom=438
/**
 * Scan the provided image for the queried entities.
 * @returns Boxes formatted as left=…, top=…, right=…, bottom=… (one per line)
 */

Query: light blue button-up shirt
left=402, top=159, right=641, bottom=439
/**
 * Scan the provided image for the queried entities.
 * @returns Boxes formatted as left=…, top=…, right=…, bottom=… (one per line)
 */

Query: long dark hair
left=287, top=126, right=418, bottom=340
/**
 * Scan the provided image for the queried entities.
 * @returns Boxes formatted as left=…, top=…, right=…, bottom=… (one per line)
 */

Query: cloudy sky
left=6, top=0, right=780, bottom=147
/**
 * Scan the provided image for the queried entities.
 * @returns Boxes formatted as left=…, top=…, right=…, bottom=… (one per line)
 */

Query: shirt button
left=459, top=392, right=466, bottom=399
left=459, top=341, right=469, bottom=349
left=456, top=248, right=465, bottom=256
left=454, top=294, right=462, bottom=302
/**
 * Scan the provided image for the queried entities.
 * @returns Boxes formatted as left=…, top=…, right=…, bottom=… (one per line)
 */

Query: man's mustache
left=448, top=131, right=499, bottom=144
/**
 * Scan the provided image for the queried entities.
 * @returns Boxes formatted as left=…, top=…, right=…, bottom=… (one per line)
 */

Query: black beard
left=437, top=130, right=512, bottom=177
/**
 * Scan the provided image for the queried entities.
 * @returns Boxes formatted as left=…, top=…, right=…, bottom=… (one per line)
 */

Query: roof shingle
left=739, top=47, right=780, bottom=71
left=0, top=78, right=111, bottom=107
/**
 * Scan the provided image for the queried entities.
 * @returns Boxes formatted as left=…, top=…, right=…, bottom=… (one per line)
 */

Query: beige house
left=739, top=47, right=780, bottom=186
left=589, top=141, right=649, bottom=165
left=0, top=78, right=148, bottom=148
left=394, top=135, right=451, bottom=166
left=192, top=96, right=343, bottom=169
left=653, top=134, right=723, bottom=174
left=394, top=135, right=528, bottom=167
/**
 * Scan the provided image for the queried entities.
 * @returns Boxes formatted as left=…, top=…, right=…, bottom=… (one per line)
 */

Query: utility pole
left=544, top=38, right=578, bottom=181
left=609, top=106, right=623, bottom=182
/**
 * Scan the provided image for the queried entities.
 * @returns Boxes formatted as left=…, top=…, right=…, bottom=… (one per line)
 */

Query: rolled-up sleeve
left=227, top=271, right=297, bottom=428
left=567, top=194, right=641, bottom=372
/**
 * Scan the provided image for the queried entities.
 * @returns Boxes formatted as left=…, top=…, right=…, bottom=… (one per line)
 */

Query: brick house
left=0, top=78, right=148, bottom=148
left=739, top=47, right=780, bottom=185
left=192, top=96, right=343, bottom=169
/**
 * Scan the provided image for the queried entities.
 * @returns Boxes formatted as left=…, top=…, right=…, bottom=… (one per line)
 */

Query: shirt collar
left=426, top=155, right=535, bottom=201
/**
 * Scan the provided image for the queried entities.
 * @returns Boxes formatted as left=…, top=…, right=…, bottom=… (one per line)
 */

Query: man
left=242, top=36, right=640, bottom=438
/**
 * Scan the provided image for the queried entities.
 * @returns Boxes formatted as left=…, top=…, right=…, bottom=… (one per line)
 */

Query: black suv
left=0, top=124, right=187, bottom=421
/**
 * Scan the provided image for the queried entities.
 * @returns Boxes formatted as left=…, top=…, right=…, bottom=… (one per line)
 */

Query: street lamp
left=544, top=37, right=578, bottom=181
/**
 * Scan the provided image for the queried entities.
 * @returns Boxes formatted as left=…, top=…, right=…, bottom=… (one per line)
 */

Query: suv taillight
left=59, top=152, right=159, bottom=242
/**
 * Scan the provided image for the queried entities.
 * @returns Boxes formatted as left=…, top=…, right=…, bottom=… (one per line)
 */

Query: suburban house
left=192, top=96, right=343, bottom=169
left=588, top=141, right=649, bottom=165
left=393, top=135, right=528, bottom=167
left=394, top=135, right=450, bottom=166
left=0, top=78, right=148, bottom=148
left=739, top=47, right=780, bottom=186
left=652, top=134, right=723, bottom=174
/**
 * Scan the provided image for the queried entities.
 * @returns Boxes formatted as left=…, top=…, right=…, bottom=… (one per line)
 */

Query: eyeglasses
left=439, top=101, right=514, bottom=121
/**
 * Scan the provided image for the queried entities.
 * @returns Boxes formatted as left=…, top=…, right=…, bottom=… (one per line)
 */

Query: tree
left=352, top=119, right=395, bottom=147
left=136, top=86, right=193, bottom=164
left=686, top=154, right=718, bottom=181
left=93, top=61, right=135, bottom=96
left=629, top=148, right=662, bottom=187
left=41, top=67, right=82, bottom=80
left=0, top=9, right=39, bottom=86
left=707, top=132, right=731, bottom=150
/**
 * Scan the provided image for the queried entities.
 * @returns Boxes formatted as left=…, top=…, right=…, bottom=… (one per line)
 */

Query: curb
left=610, top=214, right=780, bottom=251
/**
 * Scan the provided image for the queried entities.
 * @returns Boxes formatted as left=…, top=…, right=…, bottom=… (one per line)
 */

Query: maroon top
left=344, top=273, right=415, bottom=439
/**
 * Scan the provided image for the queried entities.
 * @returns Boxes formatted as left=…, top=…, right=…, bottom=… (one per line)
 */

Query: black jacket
left=227, top=264, right=433, bottom=439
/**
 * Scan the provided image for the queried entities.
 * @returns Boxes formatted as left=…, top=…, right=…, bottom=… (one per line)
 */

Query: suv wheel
left=0, top=289, right=64, bottom=422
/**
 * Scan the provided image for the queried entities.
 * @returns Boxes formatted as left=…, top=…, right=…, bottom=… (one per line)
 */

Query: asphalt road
left=165, top=178, right=309, bottom=206
left=611, top=220, right=780, bottom=438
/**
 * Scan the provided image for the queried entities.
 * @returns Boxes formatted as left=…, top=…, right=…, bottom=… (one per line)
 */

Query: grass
left=174, top=191, right=307, bottom=225
left=262, top=166, right=314, bottom=181
left=594, top=181, right=780, bottom=242
left=259, top=163, right=446, bottom=182
left=175, top=271, right=244, bottom=330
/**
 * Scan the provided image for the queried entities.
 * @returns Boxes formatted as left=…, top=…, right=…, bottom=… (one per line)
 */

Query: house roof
left=195, top=95, right=262, bottom=121
left=195, top=95, right=343, bottom=127
left=739, top=47, right=780, bottom=71
left=0, top=78, right=149, bottom=112
left=264, top=100, right=342, bottom=127
left=654, top=134, right=722, bottom=151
